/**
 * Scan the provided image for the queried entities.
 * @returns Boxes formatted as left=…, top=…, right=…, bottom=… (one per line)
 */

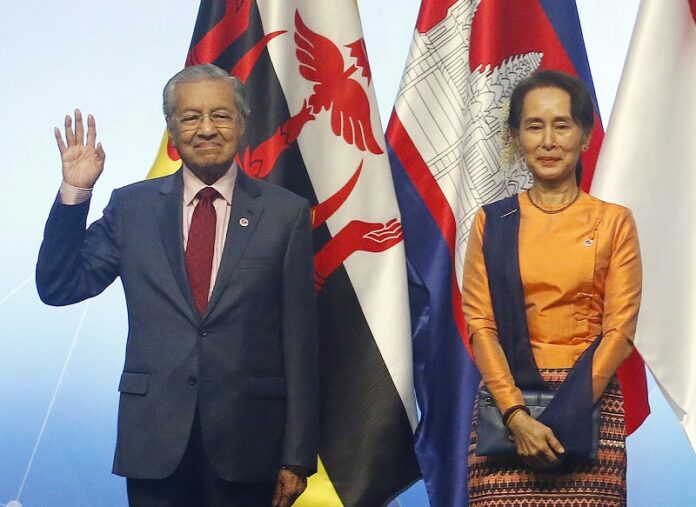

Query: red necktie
left=186, top=187, right=219, bottom=316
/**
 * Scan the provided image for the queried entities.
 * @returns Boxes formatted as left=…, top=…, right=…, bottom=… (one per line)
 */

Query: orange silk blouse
left=462, top=191, right=642, bottom=413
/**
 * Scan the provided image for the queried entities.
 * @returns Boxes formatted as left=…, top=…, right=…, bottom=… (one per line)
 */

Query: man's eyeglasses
left=170, top=111, right=242, bottom=130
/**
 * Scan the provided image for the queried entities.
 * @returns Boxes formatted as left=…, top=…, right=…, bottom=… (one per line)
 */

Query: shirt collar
left=182, top=163, right=237, bottom=206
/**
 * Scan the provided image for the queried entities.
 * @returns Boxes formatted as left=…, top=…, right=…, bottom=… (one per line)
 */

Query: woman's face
left=516, top=86, right=588, bottom=187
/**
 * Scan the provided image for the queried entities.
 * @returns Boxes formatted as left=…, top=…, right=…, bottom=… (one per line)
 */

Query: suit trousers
left=126, top=408, right=275, bottom=507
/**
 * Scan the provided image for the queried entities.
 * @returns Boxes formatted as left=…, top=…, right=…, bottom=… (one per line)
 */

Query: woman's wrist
left=502, top=404, right=530, bottom=426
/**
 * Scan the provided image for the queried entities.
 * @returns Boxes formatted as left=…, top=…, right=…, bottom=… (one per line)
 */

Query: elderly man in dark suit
left=36, top=64, right=318, bottom=507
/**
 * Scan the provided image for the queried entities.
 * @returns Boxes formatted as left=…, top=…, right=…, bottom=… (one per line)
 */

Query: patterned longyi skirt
left=468, top=369, right=626, bottom=507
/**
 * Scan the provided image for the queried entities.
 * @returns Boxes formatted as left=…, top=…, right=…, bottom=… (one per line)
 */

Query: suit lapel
left=153, top=170, right=200, bottom=324
left=204, top=171, right=264, bottom=320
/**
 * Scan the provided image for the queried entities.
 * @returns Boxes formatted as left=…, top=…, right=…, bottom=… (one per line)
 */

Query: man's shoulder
left=111, top=171, right=179, bottom=199
left=253, top=177, right=308, bottom=211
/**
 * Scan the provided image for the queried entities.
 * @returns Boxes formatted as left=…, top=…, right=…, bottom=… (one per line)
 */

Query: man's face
left=167, top=79, right=245, bottom=184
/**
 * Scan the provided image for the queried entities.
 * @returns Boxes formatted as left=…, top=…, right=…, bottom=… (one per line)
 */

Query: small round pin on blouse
left=239, top=217, right=249, bottom=227
left=583, top=238, right=593, bottom=247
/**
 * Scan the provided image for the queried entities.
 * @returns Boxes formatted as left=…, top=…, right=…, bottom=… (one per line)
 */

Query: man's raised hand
left=55, top=109, right=105, bottom=188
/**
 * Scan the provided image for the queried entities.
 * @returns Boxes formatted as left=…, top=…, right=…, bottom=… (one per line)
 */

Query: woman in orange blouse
left=463, top=70, right=641, bottom=506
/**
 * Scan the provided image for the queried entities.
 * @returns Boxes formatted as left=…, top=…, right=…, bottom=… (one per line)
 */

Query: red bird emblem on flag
left=294, top=11, right=383, bottom=154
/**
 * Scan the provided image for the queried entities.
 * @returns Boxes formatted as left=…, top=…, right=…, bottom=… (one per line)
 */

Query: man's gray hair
left=162, top=64, right=251, bottom=120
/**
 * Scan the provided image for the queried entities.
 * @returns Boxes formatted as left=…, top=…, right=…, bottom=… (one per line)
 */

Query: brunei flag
left=387, top=0, right=650, bottom=505
left=148, top=1, right=421, bottom=505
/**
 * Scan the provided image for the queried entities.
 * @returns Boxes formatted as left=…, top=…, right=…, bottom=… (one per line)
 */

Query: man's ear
left=235, top=121, right=247, bottom=151
left=165, top=118, right=178, bottom=146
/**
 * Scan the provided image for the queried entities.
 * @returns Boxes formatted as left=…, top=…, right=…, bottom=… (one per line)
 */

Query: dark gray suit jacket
left=36, top=169, right=318, bottom=482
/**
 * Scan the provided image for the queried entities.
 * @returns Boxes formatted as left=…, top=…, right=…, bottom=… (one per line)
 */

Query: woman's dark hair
left=507, top=70, right=595, bottom=185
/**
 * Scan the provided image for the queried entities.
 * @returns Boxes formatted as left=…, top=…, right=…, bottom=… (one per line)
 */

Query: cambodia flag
left=386, top=1, right=650, bottom=505
left=148, top=1, right=421, bottom=505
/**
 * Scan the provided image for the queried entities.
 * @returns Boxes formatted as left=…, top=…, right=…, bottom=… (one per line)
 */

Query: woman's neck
left=528, top=182, right=580, bottom=208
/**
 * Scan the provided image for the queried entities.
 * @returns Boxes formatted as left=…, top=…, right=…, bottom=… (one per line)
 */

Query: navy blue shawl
left=481, top=195, right=599, bottom=458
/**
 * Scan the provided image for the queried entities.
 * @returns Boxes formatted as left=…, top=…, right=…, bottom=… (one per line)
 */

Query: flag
left=592, top=0, right=696, bottom=451
left=386, top=1, right=649, bottom=504
left=148, top=1, right=421, bottom=504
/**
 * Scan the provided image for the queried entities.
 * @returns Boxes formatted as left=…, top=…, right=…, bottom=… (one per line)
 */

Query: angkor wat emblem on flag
left=394, top=0, right=540, bottom=274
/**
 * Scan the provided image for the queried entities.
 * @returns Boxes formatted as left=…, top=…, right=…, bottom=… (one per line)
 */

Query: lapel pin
left=239, top=217, right=249, bottom=227
left=583, top=239, right=593, bottom=247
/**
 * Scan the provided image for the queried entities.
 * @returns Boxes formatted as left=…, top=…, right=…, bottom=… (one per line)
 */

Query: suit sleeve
left=280, top=201, right=319, bottom=473
left=36, top=191, right=122, bottom=306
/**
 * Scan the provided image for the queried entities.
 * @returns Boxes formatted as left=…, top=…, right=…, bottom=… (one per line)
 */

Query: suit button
left=198, top=329, right=208, bottom=337
left=188, top=376, right=197, bottom=386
